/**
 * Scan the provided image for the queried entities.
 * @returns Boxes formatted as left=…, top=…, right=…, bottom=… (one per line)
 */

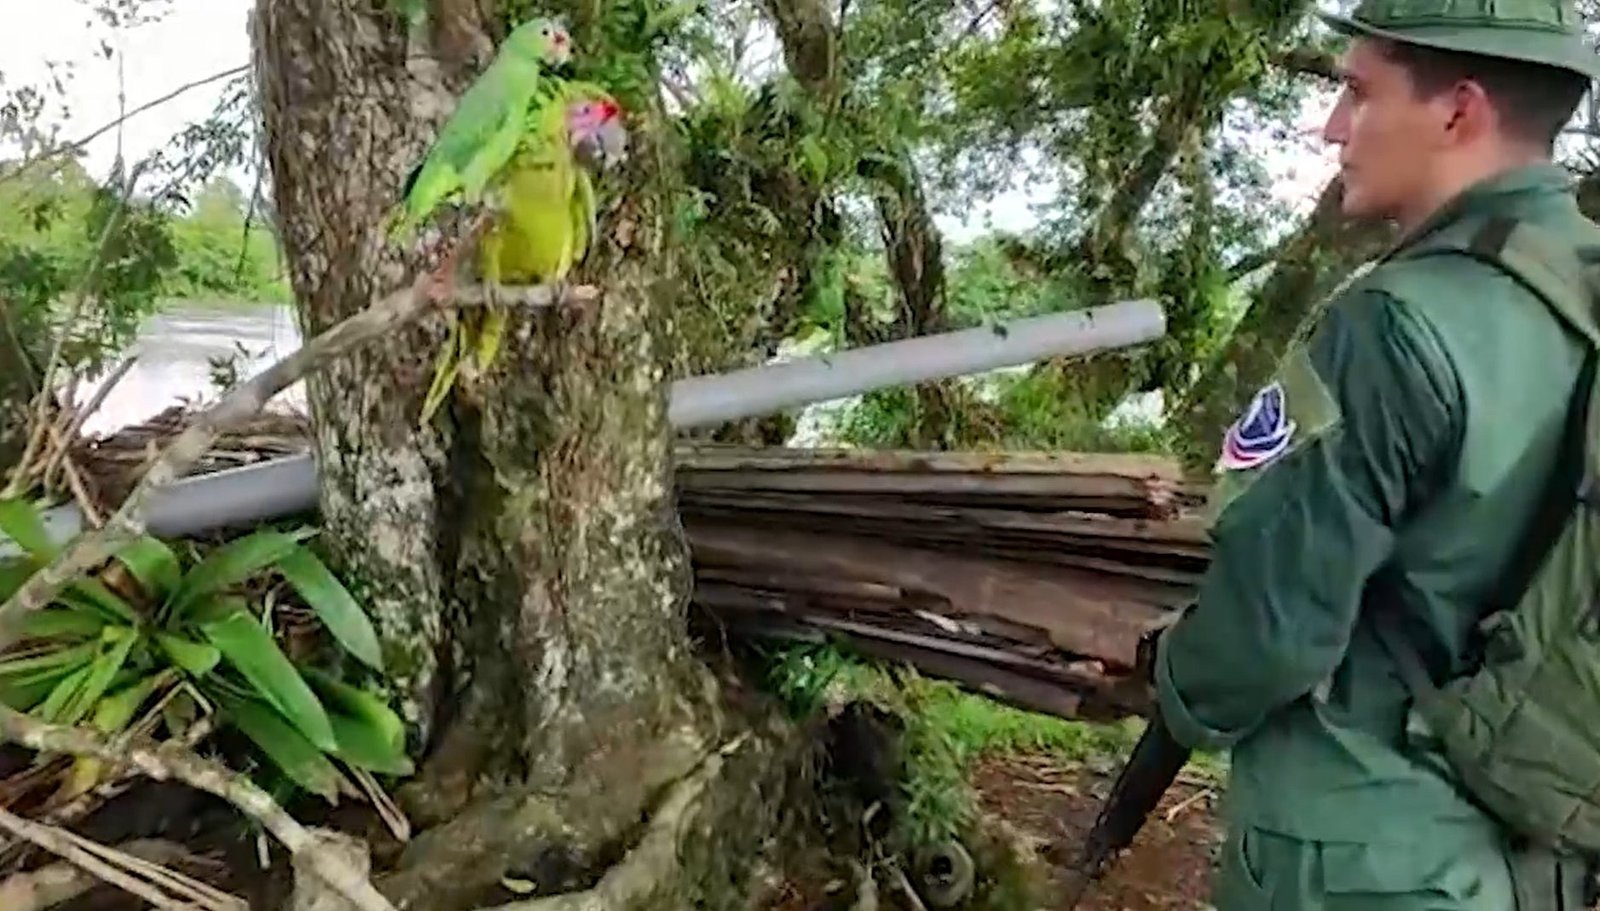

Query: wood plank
left=687, top=523, right=1176, bottom=668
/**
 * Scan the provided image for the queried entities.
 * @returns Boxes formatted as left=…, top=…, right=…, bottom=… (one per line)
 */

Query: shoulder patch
left=1203, top=343, right=1343, bottom=528
left=1217, top=382, right=1295, bottom=471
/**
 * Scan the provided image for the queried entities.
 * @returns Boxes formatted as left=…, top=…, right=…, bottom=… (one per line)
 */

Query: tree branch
left=0, top=280, right=586, bottom=649
left=0, top=807, right=242, bottom=911
left=1275, top=46, right=1339, bottom=82
left=0, top=704, right=399, bottom=911
left=0, top=65, right=252, bottom=188
left=0, top=838, right=193, bottom=911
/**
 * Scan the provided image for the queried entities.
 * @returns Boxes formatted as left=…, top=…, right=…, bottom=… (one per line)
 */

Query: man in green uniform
left=1150, top=1, right=1600, bottom=908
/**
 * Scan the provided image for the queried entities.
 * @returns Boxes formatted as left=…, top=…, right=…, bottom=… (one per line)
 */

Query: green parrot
left=387, top=17, right=574, bottom=245
left=416, top=83, right=629, bottom=423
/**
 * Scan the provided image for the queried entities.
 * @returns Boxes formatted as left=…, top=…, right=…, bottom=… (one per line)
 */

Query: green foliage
left=0, top=160, right=175, bottom=376
left=0, top=497, right=407, bottom=803
left=0, top=162, right=287, bottom=387
left=162, top=179, right=291, bottom=304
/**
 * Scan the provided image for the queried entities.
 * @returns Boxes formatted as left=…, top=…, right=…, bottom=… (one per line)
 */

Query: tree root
left=479, top=732, right=751, bottom=911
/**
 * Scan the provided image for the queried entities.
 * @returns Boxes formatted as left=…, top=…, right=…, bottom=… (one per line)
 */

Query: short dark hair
left=1376, top=38, right=1591, bottom=150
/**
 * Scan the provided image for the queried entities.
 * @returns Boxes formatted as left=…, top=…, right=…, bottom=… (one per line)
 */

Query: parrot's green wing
left=571, top=166, right=597, bottom=263
left=389, top=59, right=558, bottom=241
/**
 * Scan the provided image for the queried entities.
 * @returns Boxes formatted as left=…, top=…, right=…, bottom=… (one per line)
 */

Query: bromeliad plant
left=0, top=496, right=411, bottom=806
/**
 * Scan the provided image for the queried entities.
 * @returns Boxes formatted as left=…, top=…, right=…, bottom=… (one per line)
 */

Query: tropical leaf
left=92, top=669, right=174, bottom=732
left=0, top=556, right=35, bottom=600
left=201, top=610, right=336, bottom=752
left=216, top=692, right=343, bottom=801
left=37, top=663, right=94, bottom=723
left=154, top=631, right=221, bottom=676
left=56, top=627, right=138, bottom=726
left=0, top=497, right=57, bottom=559
left=113, top=536, right=183, bottom=602
left=168, top=528, right=314, bottom=620
left=276, top=547, right=383, bottom=671
left=60, top=579, right=138, bottom=624
left=0, top=644, right=96, bottom=711
left=304, top=668, right=411, bottom=775
left=327, top=708, right=415, bottom=776
left=0, top=641, right=99, bottom=679
left=58, top=670, right=176, bottom=801
left=184, top=594, right=249, bottom=628
left=19, top=606, right=108, bottom=640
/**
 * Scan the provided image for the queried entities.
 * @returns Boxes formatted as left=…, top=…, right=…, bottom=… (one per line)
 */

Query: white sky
left=0, top=0, right=1336, bottom=242
left=0, top=0, right=253, bottom=174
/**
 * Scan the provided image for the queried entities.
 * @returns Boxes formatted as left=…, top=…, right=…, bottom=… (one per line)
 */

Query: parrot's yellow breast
left=481, top=153, right=583, bottom=284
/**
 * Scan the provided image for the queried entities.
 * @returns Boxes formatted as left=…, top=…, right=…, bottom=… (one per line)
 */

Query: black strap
left=1374, top=220, right=1599, bottom=697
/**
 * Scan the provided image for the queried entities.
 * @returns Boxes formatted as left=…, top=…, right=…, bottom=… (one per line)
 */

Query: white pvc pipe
left=668, top=298, right=1165, bottom=429
left=12, top=298, right=1166, bottom=551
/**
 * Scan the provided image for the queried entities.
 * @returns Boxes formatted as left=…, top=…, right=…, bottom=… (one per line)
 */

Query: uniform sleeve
left=1153, top=288, right=1465, bottom=751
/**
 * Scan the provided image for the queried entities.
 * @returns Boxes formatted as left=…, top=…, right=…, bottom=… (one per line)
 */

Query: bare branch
left=0, top=838, right=203, bottom=911
left=0, top=279, right=587, bottom=649
left=0, top=65, right=251, bottom=188
left=0, top=839, right=191, bottom=911
left=0, top=704, right=399, bottom=911
left=0, top=806, right=242, bottom=911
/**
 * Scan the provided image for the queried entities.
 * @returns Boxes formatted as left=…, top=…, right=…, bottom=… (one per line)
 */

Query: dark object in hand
left=1060, top=704, right=1193, bottom=909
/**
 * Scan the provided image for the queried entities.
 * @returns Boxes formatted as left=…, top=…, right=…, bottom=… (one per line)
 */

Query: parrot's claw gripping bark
left=422, top=240, right=466, bottom=304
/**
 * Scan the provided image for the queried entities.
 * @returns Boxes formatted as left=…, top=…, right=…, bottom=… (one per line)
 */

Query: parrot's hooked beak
left=573, top=112, right=630, bottom=173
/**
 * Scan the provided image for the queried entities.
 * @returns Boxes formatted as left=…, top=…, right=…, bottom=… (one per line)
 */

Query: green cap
left=1319, top=0, right=1600, bottom=80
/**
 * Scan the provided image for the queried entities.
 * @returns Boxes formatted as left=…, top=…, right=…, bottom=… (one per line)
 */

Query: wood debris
left=58, top=415, right=1216, bottom=724
left=676, top=445, right=1211, bottom=721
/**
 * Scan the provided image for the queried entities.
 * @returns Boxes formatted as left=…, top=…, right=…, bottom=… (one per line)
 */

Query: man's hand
left=1136, top=604, right=1192, bottom=683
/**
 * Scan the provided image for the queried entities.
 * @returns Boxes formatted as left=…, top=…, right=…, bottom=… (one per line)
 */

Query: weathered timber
left=677, top=445, right=1187, bottom=518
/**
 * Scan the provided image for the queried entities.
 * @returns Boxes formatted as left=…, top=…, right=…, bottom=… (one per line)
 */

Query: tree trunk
left=859, top=151, right=959, bottom=448
left=252, top=2, right=794, bottom=908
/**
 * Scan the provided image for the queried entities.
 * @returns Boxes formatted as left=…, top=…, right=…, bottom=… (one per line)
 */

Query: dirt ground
left=971, top=752, right=1222, bottom=910
left=761, top=750, right=1224, bottom=911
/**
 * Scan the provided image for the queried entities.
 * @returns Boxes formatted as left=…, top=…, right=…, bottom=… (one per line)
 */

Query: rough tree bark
left=252, top=1, right=799, bottom=909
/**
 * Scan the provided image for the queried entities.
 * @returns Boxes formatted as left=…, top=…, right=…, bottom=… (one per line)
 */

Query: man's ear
left=1442, top=78, right=1497, bottom=145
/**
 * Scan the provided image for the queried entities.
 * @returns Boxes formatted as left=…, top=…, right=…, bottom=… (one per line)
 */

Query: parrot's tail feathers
left=475, top=307, right=509, bottom=372
left=419, top=320, right=465, bottom=426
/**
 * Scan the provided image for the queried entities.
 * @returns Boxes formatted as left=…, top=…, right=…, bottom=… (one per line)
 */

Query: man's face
left=1322, top=37, right=1460, bottom=224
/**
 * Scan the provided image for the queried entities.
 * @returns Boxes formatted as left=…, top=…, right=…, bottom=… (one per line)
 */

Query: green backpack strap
left=1373, top=215, right=1600, bottom=695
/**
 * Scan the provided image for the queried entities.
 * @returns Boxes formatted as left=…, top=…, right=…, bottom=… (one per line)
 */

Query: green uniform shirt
left=1155, top=165, right=1597, bottom=858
